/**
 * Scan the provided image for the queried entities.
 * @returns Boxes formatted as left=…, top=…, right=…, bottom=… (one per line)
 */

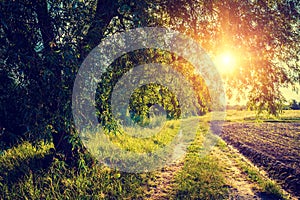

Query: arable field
left=221, top=110, right=300, bottom=198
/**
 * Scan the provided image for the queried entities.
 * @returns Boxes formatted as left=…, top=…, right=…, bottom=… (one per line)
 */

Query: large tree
left=0, top=0, right=299, bottom=164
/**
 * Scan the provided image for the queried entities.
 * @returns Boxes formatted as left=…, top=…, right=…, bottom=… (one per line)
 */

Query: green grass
left=217, top=141, right=289, bottom=200
left=81, top=119, right=183, bottom=172
left=175, top=155, right=229, bottom=199
left=0, top=118, right=228, bottom=199
left=105, top=120, right=180, bottom=153
left=0, top=141, right=152, bottom=199
left=0, top=117, right=182, bottom=199
left=262, top=180, right=283, bottom=197
left=174, top=125, right=229, bottom=199
left=1, top=110, right=298, bottom=199
left=0, top=141, right=51, bottom=171
left=224, top=109, right=300, bottom=122
left=241, top=163, right=286, bottom=199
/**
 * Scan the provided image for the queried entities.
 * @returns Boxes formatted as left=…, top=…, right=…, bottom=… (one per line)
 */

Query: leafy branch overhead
left=0, top=0, right=299, bottom=162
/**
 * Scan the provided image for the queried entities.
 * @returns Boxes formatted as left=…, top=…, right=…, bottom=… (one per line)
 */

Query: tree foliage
left=290, top=99, right=300, bottom=110
left=0, top=0, right=299, bottom=162
left=95, top=48, right=210, bottom=131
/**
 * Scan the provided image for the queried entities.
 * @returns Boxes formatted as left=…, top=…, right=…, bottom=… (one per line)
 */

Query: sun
left=215, top=52, right=236, bottom=74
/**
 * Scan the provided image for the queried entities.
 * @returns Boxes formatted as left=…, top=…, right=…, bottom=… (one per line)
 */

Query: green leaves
left=1, top=0, right=298, bottom=161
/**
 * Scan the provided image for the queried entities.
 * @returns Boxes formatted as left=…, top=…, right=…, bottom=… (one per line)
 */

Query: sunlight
left=215, top=52, right=236, bottom=74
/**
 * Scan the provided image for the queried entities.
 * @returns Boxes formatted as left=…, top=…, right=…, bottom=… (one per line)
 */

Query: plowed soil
left=221, top=122, right=300, bottom=198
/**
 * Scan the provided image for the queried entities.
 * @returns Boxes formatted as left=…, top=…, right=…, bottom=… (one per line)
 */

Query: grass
left=105, top=120, right=180, bottom=153
left=1, top=110, right=299, bottom=199
left=0, top=141, right=151, bottom=199
left=0, top=117, right=183, bottom=199
left=239, top=157, right=286, bottom=199
left=174, top=125, right=229, bottom=199
left=224, top=109, right=300, bottom=122
left=217, top=139, right=289, bottom=200
left=82, top=119, right=183, bottom=172
left=173, top=122, right=287, bottom=200
left=262, top=180, right=283, bottom=197
left=217, top=110, right=300, bottom=199
left=175, top=155, right=228, bottom=199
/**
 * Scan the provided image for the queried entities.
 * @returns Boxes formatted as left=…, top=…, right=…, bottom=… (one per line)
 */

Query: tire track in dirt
left=145, top=159, right=184, bottom=199
left=210, top=145, right=283, bottom=200
left=144, top=144, right=283, bottom=199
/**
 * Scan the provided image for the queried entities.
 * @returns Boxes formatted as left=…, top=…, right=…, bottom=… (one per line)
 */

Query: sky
left=281, top=85, right=300, bottom=102
left=226, top=85, right=300, bottom=106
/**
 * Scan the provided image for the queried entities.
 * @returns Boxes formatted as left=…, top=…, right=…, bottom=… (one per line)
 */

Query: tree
left=290, top=99, right=300, bottom=110
left=161, top=0, right=299, bottom=115
left=0, top=0, right=118, bottom=165
left=0, top=0, right=299, bottom=164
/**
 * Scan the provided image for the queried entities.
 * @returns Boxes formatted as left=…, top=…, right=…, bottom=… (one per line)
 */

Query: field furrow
left=221, top=122, right=300, bottom=198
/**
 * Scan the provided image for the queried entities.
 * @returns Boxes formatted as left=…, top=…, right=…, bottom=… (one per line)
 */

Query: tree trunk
left=34, top=0, right=119, bottom=166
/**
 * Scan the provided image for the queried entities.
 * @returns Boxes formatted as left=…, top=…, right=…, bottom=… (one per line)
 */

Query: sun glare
left=215, top=52, right=236, bottom=74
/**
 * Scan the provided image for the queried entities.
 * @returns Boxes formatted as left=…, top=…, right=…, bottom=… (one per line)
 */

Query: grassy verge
left=1, top=111, right=298, bottom=199
left=174, top=125, right=229, bottom=199
left=217, top=139, right=290, bottom=200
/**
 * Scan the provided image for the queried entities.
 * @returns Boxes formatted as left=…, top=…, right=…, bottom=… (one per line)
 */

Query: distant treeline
left=226, top=105, right=247, bottom=111
left=227, top=99, right=300, bottom=111
left=285, top=100, right=300, bottom=110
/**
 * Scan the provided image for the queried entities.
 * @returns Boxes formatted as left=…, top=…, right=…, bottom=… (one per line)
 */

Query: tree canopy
left=0, top=0, right=299, bottom=163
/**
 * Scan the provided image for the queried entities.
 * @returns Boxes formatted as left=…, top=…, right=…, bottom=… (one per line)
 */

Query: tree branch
left=34, top=0, right=55, bottom=51
left=81, top=0, right=119, bottom=56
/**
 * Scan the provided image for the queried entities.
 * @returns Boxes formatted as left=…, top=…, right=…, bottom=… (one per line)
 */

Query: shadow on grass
left=0, top=150, right=54, bottom=186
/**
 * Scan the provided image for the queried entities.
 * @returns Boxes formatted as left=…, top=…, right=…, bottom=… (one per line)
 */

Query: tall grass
left=0, top=142, right=151, bottom=199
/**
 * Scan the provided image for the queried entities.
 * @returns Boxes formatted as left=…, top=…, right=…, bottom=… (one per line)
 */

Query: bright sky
left=281, top=85, right=300, bottom=102
left=215, top=52, right=236, bottom=74
left=226, top=86, right=300, bottom=106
